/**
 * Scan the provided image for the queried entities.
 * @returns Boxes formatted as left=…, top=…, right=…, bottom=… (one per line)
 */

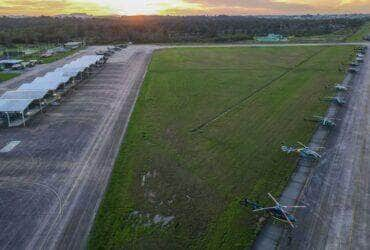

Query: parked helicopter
left=322, top=96, right=346, bottom=106
left=350, top=61, right=360, bottom=67
left=334, top=84, right=348, bottom=92
left=240, top=193, right=306, bottom=228
left=305, top=116, right=337, bottom=128
left=356, top=58, right=364, bottom=64
left=281, top=142, right=322, bottom=159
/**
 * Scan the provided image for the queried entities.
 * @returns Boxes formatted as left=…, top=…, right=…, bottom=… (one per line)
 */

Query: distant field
left=346, top=21, right=370, bottom=42
left=22, top=48, right=80, bottom=64
left=89, top=46, right=356, bottom=249
left=291, top=28, right=355, bottom=43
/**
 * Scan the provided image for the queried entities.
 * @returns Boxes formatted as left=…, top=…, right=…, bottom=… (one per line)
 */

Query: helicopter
left=355, top=58, right=364, bottom=64
left=334, top=84, right=348, bottom=92
left=305, top=115, right=337, bottom=128
left=322, top=96, right=346, bottom=106
left=350, top=61, right=360, bottom=67
left=240, top=193, right=306, bottom=228
left=281, top=141, right=322, bottom=159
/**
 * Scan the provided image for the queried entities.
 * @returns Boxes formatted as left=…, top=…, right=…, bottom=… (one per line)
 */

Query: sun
left=87, top=0, right=202, bottom=15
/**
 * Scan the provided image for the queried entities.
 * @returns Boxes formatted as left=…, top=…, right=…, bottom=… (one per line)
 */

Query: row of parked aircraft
left=241, top=46, right=367, bottom=229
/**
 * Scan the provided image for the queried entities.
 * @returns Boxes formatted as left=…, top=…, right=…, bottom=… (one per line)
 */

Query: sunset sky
left=0, top=0, right=369, bottom=16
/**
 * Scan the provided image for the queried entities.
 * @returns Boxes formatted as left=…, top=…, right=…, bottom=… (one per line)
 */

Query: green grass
left=346, top=21, right=370, bottom=42
left=290, top=28, right=356, bottom=43
left=0, top=72, right=20, bottom=82
left=22, top=48, right=80, bottom=64
left=89, top=46, right=356, bottom=249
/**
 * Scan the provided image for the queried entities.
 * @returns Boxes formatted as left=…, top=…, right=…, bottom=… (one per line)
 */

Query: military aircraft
left=306, top=116, right=337, bottom=128
left=240, top=193, right=306, bottom=228
left=355, top=58, right=363, bottom=64
left=322, top=97, right=346, bottom=106
left=334, top=84, right=348, bottom=92
left=281, top=142, right=322, bottom=159
left=357, top=53, right=365, bottom=58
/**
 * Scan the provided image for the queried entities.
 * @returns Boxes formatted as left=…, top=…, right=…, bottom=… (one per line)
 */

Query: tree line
left=0, top=15, right=367, bottom=45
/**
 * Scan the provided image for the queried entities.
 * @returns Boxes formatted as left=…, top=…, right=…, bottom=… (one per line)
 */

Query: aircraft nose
left=289, top=215, right=296, bottom=222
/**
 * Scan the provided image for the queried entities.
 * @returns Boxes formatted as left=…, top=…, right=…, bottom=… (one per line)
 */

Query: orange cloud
left=0, top=0, right=112, bottom=16
left=0, top=0, right=369, bottom=16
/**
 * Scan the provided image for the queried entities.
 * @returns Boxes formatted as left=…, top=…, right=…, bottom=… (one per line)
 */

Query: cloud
left=0, top=0, right=369, bottom=16
left=174, top=0, right=370, bottom=15
left=163, top=0, right=315, bottom=15
left=0, top=0, right=112, bottom=16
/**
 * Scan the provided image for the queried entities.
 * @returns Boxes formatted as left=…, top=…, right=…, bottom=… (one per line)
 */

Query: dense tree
left=0, top=15, right=367, bottom=45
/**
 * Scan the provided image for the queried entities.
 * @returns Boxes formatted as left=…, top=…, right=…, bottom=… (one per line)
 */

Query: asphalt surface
left=0, top=45, right=155, bottom=249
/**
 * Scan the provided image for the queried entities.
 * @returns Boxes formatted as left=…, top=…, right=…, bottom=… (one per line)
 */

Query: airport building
left=255, top=34, right=288, bottom=42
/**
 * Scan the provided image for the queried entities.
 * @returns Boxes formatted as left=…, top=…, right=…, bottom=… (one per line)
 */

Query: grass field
left=0, top=72, right=20, bottom=82
left=346, top=22, right=370, bottom=42
left=89, top=46, right=356, bottom=249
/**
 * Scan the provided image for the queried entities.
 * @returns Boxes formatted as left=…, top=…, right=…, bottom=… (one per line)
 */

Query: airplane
left=240, top=193, right=306, bottom=228
left=306, top=115, right=337, bottom=128
left=281, top=141, right=322, bottom=159
left=322, top=96, right=346, bottom=106
left=334, top=84, right=348, bottom=92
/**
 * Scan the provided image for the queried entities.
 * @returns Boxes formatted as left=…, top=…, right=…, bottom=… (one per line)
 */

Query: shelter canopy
left=1, top=90, right=50, bottom=100
left=0, top=99, right=33, bottom=112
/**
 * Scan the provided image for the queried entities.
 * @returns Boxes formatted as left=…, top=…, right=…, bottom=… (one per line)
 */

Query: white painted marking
left=0, top=141, right=21, bottom=153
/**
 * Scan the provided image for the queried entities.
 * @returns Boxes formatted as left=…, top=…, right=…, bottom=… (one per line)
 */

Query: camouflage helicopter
left=350, top=61, right=360, bottom=67
left=281, top=142, right=322, bottom=159
left=334, top=84, right=348, bottom=92
left=306, top=115, right=337, bottom=128
left=240, top=193, right=306, bottom=228
left=356, top=57, right=364, bottom=64
left=322, top=96, right=346, bottom=106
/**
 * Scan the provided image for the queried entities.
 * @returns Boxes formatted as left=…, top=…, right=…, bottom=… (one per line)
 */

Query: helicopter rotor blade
left=282, top=205, right=306, bottom=209
left=267, top=193, right=280, bottom=206
left=297, top=141, right=307, bottom=148
left=280, top=207, right=295, bottom=228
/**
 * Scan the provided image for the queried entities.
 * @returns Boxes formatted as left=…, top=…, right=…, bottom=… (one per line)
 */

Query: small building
left=255, top=34, right=288, bottom=42
left=0, top=59, right=24, bottom=69
left=64, top=42, right=83, bottom=49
